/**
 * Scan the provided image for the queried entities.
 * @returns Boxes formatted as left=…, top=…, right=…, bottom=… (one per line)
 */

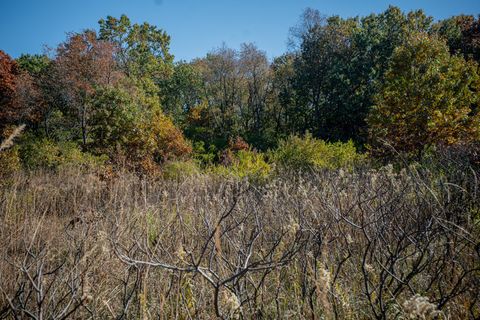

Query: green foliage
left=89, top=85, right=141, bottom=154
left=21, top=138, right=59, bottom=169
left=20, top=137, right=106, bottom=170
left=212, top=150, right=271, bottom=181
left=82, top=81, right=192, bottom=172
left=42, top=110, right=76, bottom=142
left=270, top=133, right=362, bottom=170
left=50, top=30, right=119, bottom=146
left=159, top=62, right=204, bottom=126
left=16, top=54, right=50, bottom=76
left=184, top=100, right=219, bottom=148
left=367, top=33, right=480, bottom=157
left=286, top=6, right=434, bottom=144
left=293, top=15, right=360, bottom=140
left=188, top=44, right=277, bottom=149
left=434, top=15, right=480, bottom=62
left=270, top=54, right=296, bottom=139
left=98, top=14, right=174, bottom=80
left=192, top=141, right=217, bottom=166
left=7, top=11, right=480, bottom=177
left=113, top=101, right=192, bottom=173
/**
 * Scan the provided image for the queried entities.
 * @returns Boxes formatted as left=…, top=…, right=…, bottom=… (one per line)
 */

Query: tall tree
left=269, top=54, right=297, bottom=138
left=367, top=33, right=480, bottom=156
left=293, top=14, right=358, bottom=140
left=0, top=50, right=19, bottom=132
left=288, top=6, right=433, bottom=144
left=52, top=30, right=119, bottom=146
left=200, top=45, right=244, bottom=144
left=98, top=15, right=174, bottom=80
left=159, top=62, right=204, bottom=126
left=239, top=43, right=272, bottom=145
left=0, top=51, right=41, bottom=133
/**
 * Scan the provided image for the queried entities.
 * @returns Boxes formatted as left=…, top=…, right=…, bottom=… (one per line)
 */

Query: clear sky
left=1, top=0, right=479, bottom=62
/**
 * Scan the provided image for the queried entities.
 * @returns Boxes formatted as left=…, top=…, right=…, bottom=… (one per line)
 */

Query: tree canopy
left=1, top=8, right=480, bottom=173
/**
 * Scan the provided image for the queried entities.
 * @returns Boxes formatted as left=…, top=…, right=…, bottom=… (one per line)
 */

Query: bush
left=59, top=142, right=107, bottom=170
left=270, top=133, right=363, bottom=171
left=192, top=141, right=217, bottom=166
left=212, top=150, right=271, bottom=181
left=20, top=137, right=106, bottom=170
left=128, top=111, right=192, bottom=172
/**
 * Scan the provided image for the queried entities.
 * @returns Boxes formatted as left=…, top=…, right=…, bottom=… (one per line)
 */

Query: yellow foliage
left=212, top=150, right=271, bottom=181
left=124, top=110, right=192, bottom=174
left=0, top=147, right=21, bottom=178
left=270, top=133, right=363, bottom=171
left=151, top=111, right=192, bottom=161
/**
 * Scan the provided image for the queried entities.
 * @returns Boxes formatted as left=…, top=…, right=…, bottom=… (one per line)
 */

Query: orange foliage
left=54, top=30, right=120, bottom=95
left=120, top=110, right=192, bottom=174
left=228, top=136, right=250, bottom=152
left=220, top=136, right=250, bottom=166
left=151, top=111, right=192, bottom=162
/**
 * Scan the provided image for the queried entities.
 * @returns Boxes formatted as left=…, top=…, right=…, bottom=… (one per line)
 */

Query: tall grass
left=0, top=162, right=478, bottom=319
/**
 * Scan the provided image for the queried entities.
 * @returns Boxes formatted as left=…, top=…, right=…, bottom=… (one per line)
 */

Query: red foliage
left=219, top=136, right=250, bottom=166
left=52, top=30, right=121, bottom=145
left=54, top=30, right=120, bottom=95
left=228, top=136, right=250, bottom=152
left=0, top=50, right=20, bottom=130
left=0, top=50, right=42, bottom=132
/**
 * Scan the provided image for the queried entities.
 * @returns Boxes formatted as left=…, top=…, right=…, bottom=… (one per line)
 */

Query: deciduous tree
left=0, top=51, right=42, bottom=133
left=367, top=33, right=480, bottom=156
left=52, top=30, right=119, bottom=146
left=98, top=14, right=174, bottom=80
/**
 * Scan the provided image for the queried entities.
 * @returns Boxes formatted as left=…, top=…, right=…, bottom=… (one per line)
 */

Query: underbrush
left=0, top=163, right=478, bottom=319
left=269, top=133, right=364, bottom=171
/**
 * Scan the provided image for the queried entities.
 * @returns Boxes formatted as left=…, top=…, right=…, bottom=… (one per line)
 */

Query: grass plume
left=0, top=124, right=26, bottom=152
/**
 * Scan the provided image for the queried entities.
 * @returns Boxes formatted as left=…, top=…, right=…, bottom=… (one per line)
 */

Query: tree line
left=1, top=6, right=479, bottom=173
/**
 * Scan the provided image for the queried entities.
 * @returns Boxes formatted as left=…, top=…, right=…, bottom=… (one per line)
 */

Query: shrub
left=192, top=141, right=217, bottom=166
left=212, top=150, right=271, bottom=181
left=20, top=137, right=106, bottom=170
left=228, top=136, right=250, bottom=152
left=87, top=84, right=192, bottom=173
left=270, top=133, right=362, bottom=171
left=58, top=142, right=107, bottom=170
left=127, top=111, right=193, bottom=169
left=150, top=112, right=193, bottom=162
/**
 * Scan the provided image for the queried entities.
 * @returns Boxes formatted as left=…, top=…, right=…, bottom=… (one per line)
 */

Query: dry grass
left=0, top=165, right=478, bottom=319
left=0, top=125, right=26, bottom=153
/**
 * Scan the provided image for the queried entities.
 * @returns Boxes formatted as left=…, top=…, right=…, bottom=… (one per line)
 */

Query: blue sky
left=1, top=0, right=479, bottom=61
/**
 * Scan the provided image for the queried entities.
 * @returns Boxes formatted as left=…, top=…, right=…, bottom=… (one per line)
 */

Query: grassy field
left=0, top=161, right=478, bottom=319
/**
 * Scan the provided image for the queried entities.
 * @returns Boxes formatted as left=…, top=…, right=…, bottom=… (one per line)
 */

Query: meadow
left=1, top=149, right=478, bottom=319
